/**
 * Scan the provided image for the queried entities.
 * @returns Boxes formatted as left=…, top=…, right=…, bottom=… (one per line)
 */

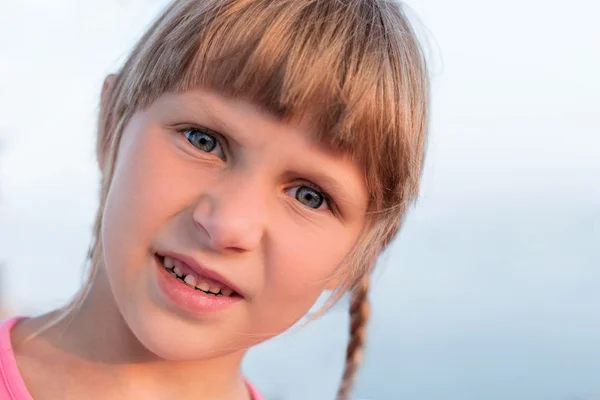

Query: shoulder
left=1, top=314, right=69, bottom=400
left=1, top=317, right=25, bottom=351
left=0, top=316, right=34, bottom=400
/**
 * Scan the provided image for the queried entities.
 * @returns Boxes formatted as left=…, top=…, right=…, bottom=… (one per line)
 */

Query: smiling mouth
left=156, top=254, right=240, bottom=298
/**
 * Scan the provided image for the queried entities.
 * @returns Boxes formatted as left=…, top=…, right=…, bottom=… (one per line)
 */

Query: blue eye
left=295, top=186, right=325, bottom=209
left=182, top=127, right=225, bottom=159
left=185, top=129, right=217, bottom=152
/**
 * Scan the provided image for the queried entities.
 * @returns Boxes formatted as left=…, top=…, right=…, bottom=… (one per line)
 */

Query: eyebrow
left=199, top=100, right=235, bottom=133
left=189, top=98, right=241, bottom=139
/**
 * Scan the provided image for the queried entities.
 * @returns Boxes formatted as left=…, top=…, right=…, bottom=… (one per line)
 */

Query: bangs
left=191, top=0, right=389, bottom=149
left=109, top=0, right=428, bottom=211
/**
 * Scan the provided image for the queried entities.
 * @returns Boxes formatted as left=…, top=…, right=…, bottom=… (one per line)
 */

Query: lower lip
left=154, top=255, right=242, bottom=314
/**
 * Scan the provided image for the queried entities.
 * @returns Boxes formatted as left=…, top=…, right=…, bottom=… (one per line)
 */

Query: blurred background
left=0, top=0, right=598, bottom=399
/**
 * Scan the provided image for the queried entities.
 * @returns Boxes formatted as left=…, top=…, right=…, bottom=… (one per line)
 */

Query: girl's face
left=101, top=88, right=368, bottom=361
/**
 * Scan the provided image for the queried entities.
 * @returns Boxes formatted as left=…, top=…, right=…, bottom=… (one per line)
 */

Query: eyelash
left=177, top=124, right=217, bottom=137
left=175, top=124, right=337, bottom=214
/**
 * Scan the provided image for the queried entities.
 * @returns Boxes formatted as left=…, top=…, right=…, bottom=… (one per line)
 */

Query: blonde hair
left=57, top=0, right=428, bottom=398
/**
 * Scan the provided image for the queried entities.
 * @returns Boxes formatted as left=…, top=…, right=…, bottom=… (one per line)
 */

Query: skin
left=11, top=78, right=368, bottom=400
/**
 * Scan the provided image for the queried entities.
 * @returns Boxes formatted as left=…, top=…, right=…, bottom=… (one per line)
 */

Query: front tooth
left=169, top=272, right=177, bottom=278
left=163, top=257, right=175, bottom=270
left=221, top=288, right=233, bottom=297
left=173, top=266, right=183, bottom=277
left=196, top=281, right=210, bottom=292
left=184, top=275, right=196, bottom=287
left=209, top=286, right=221, bottom=294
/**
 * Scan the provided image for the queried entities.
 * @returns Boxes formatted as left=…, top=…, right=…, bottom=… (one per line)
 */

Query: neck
left=17, top=266, right=250, bottom=399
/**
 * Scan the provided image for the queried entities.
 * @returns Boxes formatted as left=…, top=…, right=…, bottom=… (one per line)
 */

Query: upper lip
left=157, top=250, right=245, bottom=297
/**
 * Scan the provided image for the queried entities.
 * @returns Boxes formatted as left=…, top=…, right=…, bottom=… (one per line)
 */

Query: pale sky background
left=0, top=1, right=599, bottom=399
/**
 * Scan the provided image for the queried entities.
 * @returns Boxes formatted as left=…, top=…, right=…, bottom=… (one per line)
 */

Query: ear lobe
left=97, top=74, right=118, bottom=172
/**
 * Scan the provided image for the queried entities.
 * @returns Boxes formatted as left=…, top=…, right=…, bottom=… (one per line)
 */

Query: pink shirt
left=0, top=317, right=264, bottom=400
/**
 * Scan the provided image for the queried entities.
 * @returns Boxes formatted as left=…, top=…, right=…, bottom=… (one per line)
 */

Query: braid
left=336, top=276, right=371, bottom=400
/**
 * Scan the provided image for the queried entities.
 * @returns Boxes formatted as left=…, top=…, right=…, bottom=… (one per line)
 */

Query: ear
left=101, top=74, right=117, bottom=107
left=97, top=74, right=118, bottom=172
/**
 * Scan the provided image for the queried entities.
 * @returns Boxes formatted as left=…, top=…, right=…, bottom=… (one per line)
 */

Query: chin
left=117, top=298, right=249, bottom=362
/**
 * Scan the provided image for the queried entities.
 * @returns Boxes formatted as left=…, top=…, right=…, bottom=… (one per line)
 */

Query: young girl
left=1, top=0, right=428, bottom=399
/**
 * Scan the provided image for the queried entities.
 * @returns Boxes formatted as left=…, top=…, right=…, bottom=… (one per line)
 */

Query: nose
left=192, top=172, right=268, bottom=254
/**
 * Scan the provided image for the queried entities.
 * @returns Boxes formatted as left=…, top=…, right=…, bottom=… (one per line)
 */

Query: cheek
left=101, top=125, right=186, bottom=280
left=253, top=222, right=356, bottom=328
